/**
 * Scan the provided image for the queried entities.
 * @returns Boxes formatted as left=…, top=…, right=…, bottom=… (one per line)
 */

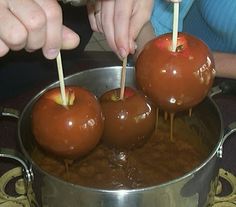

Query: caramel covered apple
left=136, top=32, right=216, bottom=112
left=32, top=86, right=104, bottom=160
left=100, top=87, right=156, bottom=149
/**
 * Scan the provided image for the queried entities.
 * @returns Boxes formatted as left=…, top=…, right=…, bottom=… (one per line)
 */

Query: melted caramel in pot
left=31, top=114, right=209, bottom=189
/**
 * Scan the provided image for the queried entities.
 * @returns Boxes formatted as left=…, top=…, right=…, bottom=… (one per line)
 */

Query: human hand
left=0, top=0, right=80, bottom=59
left=87, top=0, right=154, bottom=59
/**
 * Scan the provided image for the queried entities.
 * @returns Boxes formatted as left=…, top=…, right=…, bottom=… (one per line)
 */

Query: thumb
left=61, top=25, right=80, bottom=50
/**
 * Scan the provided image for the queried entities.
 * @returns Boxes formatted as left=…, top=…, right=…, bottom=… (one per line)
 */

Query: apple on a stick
left=100, top=87, right=156, bottom=149
left=136, top=32, right=216, bottom=113
left=32, top=86, right=104, bottom=160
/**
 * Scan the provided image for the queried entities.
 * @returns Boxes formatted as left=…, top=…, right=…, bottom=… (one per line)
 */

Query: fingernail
left=119, top=48, right=127, bottom=59
left=25, top=48, right=35, bottom=53
left=130, top=41, right=138, bottom=54
left=133, top=42, right=138, bottom=50
left=45, top=48, right=59, bottom=59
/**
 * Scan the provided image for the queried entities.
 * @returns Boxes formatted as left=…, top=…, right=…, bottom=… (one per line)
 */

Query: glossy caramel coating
left=32, top=86, right=104, bottom=159
left=100, top=87, right=156, bottom=149
left=136, top=33, right=215, bottom=112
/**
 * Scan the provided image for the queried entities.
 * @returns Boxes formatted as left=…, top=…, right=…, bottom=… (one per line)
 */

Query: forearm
left=214, top=52, right=236, bottom=79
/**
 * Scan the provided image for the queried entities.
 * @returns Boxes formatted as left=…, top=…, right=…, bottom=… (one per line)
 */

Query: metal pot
left=1, top=66, right=236, bottom=207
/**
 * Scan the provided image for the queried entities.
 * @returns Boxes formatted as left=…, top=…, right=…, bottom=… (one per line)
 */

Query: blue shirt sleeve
left=151, top=0, right=194, bottom=35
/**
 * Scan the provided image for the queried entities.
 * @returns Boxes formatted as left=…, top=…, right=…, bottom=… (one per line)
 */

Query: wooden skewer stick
left=172, top=2, right=180, bottom=52
left=56, top=51, right=67, bottom=106
left=120, top=57, right=127, bottom=100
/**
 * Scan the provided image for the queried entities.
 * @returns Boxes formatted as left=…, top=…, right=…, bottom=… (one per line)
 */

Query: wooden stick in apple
left=56, top=51, right=67, bottom=106
left=120, top=57, right=127, bottom=100
left=172, top=2, right=179, bottom=52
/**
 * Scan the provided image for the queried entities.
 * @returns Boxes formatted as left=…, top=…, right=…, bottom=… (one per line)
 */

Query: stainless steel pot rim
left=17, top=66, right=225, bottom=193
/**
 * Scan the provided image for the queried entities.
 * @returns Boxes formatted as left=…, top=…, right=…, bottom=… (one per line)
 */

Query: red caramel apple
left=100, top=87, right=156, bottom=149
left=136, top=32, right=216, bottom=112
left=32, top=86, right=104, bottom=160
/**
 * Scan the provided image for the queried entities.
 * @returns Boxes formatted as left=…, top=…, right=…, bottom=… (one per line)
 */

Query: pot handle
left=216, top=122, right=236, bottom=160
left=216, top=122, right=236, bottom=158
left=212, top=122, right=236, bottom=206
left=219, top=80, right=236, bottom=95
left=0, top=148, right=38, bottom=206
left=0, top=107, right=33, bottom=181
left=0, top=108, right=38, bottom=206
left=0, top=148, right=34, bottom=182
left=213, top=168, right=236, bottom=206
left=0, top=106, right=20, bottom=119
left=222, top=122, right=236, bottom=144
left=210, top=79, right=236, bottom=97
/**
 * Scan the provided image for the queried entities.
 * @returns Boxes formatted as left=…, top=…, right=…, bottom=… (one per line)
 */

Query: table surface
left=0, top=51, right=236, bottom=198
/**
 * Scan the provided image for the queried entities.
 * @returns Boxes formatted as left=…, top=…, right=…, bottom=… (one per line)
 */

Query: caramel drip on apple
left=158, top=111, right=175, bottom=141
left=155, top=107, right=159, bottom=131
left=158, top=108, right=189, bottom=141
left=189, top=108, right=192, bottom=117
left=64, top=159, right=73, bottom=179
left=170, top=113, right=175, bottom=142
left=164, top=111, right=168, bottom=121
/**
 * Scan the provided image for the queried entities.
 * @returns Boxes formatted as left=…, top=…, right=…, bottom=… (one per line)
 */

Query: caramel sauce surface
left=31, top=115, right=209, bottom=189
